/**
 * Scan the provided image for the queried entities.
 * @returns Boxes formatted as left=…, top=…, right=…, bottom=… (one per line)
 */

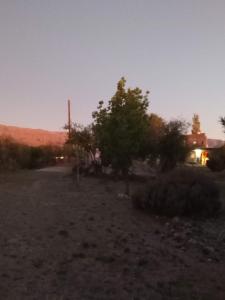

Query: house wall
left=185, top=133, right=207, bottom=148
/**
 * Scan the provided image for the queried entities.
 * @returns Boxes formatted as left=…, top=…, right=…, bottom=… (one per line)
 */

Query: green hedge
left=0, top=137, right=62, bottom=170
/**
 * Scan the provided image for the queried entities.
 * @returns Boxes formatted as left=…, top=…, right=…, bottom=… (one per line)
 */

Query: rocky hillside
left=0, top=124, right=67, bottom=147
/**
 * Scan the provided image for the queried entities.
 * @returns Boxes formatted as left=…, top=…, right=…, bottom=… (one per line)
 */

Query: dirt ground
left=0, top=168, right=225, bottom=300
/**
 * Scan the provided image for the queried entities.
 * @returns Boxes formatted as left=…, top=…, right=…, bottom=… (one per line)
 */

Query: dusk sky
left=0, top=0, right=225, bottom=139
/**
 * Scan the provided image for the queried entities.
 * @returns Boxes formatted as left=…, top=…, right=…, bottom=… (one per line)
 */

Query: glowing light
left=194, top=149, right=202, bottom=159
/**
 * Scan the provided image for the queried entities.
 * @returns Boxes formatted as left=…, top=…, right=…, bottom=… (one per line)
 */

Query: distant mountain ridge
left=207, top=138, right=225, bottom=148
left=0, top=124, right=67, bottom=147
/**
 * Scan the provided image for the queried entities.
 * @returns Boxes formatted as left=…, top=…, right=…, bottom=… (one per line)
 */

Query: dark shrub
left=132, top=168, right=221, bottom=217
left=207, top=146, right=225, bottom=172
left=132, top=188, right=148, bottom=210
left=158, top=120, right=190, bottom=172
left=0, top=137, right=61, bottom=171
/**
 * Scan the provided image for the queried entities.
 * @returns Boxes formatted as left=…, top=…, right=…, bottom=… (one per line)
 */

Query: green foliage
left=29, top=145, right=60, bottom=169
left=158, top=120, right=190, bottom=172
left=132, top=168, right=221, bottom=218
left=0, top=137, right=61, bottom=171
left=0, top=137, right=27, bottom=170
left=207, top=146, right=225, bottom=172
left=67, top=123, right=95, bottom=153
left=65, top=123, right=97, bottom=182
left=92, top=77, right=150, bottom=174
left=146, top=113, right=165, bottom=165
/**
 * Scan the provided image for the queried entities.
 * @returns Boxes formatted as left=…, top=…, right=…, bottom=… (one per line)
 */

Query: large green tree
left=92, top=77, right=150, bottom=193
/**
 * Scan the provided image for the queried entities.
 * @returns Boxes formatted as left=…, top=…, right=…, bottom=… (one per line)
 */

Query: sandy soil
left=0, top=168, right=225, bottom=300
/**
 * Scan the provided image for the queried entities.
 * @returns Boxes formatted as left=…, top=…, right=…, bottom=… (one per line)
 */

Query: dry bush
left=132, top=168, right=221, bottom=218
left=0, top=137, right=60, bottom=171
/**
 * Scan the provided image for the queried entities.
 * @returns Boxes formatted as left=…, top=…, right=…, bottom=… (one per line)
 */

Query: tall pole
left=68, top=99, right=71, bottom=139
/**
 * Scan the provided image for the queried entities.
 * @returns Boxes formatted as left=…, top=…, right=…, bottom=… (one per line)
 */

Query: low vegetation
left=0, top=137, right=61, bottom=171
left=132, top=168, right=221, bottom=218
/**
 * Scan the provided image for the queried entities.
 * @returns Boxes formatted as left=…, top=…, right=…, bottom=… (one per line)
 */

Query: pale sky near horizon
left=0, top=0, right=225, bottom=139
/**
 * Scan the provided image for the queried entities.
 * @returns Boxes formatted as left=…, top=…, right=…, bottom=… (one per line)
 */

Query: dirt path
left=0, top=170, right=225, bottom=300
left=36, top=165, right=72, bottom=173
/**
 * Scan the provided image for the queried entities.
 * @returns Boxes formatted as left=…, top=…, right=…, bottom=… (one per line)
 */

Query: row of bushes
left=132, top=168, right=221, bottom=218
left=0, top=137, right=62, bottom=171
